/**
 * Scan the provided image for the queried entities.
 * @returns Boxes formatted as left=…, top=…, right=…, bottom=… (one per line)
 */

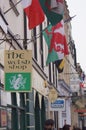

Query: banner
left=4, top=50, right=32, bottom=92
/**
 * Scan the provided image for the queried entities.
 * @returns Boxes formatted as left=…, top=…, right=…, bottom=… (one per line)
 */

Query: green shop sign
left=4, top=50, right=32, bottom=92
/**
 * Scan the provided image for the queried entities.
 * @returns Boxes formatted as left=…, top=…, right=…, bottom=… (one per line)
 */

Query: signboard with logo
left=4, top=50, right=32, bottom=92
left=48, top=88, right=58, bottom=102
left=49, top=98, right=65, bottom=111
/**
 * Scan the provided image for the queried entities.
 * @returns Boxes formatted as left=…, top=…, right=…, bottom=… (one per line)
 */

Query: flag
left=80, top=82, right=84, bottom=88
left=43, top=20, right=69, bottom=65
left=43, top=24, right=59, bottom=65
left=39, top=0, right=64, bottom=26
left=22, top=0, right=45, bottom=29
left=55, top=58, right=65, bottom=73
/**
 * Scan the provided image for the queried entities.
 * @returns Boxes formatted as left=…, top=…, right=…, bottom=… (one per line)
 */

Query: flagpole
left=64, top=15, right=76, bottom=23
left=4, top=0, right=21, bottom=14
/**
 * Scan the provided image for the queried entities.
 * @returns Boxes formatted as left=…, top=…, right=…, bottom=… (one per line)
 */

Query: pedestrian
left=63, top=124, right=71, bottom=130
left=44, top=119, right=55, bottom=130
left=83, top=126, right=86, bottom=130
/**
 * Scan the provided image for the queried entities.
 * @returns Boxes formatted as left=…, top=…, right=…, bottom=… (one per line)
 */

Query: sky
left=66, top=0, right=86, bottom=74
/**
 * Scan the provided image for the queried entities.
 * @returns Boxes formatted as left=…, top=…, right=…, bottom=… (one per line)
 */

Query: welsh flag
left=39, top=0, right=64, bottom=26
left=22, top=0, right=45, bottom=29
left=43, top=20, right=69, bottom=65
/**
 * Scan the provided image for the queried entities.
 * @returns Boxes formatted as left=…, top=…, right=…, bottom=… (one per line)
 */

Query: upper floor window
left=33, top=28, right=37, bottom=60
left=39, top=24, right=44, bottom=69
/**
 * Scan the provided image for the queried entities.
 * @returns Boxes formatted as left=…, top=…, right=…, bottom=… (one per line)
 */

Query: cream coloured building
left=0, top=0, right=80, bottom=130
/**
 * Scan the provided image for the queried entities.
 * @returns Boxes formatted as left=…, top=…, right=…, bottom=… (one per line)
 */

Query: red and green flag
left=43, top=24, right=59, bottom=65
left=43, top=20, right=69, bottom=65
left=39, top=0, right=64, bottom=26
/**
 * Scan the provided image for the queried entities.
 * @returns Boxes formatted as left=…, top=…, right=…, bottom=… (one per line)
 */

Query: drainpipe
left=23, top=13, right=35, bottom=130
left=23, top=12, right=27, bottom=49
left=19, top=12, right=27, bottom=130
left=23, top=12, right=30, bottom=130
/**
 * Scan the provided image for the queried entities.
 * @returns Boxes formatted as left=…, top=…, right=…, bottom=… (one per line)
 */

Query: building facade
left=0, top=0, right=82, bottom=130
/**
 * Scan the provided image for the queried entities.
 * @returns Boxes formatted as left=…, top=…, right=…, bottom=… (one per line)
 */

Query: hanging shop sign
left=75, top=100, right=84, bottom=108
left=49, top=98, right=65, bottom=111
left=4, top=50, right=32, bottom=92
left=48, top=88, right=58, bottom=102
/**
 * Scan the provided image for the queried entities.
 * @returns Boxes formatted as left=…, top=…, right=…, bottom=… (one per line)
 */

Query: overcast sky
left=66, top=0, right=86, bottom=74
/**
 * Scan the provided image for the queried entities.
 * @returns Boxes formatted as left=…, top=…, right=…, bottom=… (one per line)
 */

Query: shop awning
left=74, top=109, right=86, bottom=113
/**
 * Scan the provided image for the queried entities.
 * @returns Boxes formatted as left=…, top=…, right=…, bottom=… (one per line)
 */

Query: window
left=39, top=24, right=44, bottom=69
left=72, top=92, right=78, bottom=96
left=52, top=63, right=55, bottom=84
left=7, top=108, right=12, bottom=130
left=33, top=28, right=37, bottom=60
left=49, top=64, right=51, bottom=82
left=84, top=90, right=86, bottom=96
